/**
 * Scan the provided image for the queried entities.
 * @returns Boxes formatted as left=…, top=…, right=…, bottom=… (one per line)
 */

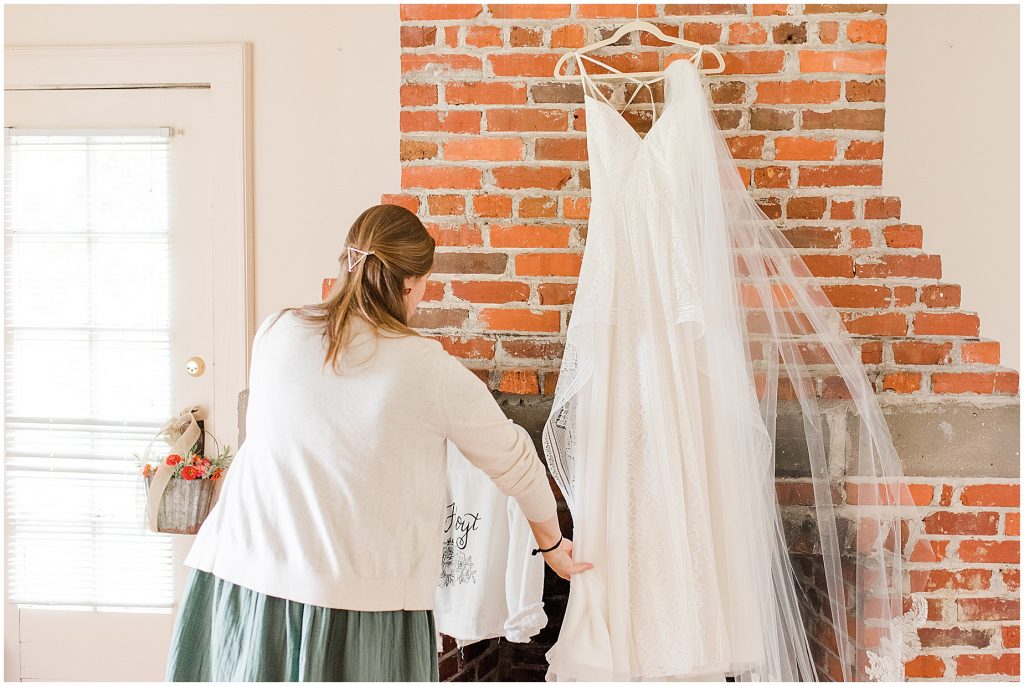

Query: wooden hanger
left=552, top=20, right=726, bottom=80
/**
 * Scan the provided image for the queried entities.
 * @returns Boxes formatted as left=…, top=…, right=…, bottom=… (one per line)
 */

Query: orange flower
left=142, top=464, right=151, bottom=477
left=166, top=454, right=183, bottom=466
left=210, top=468, right=223, bottom=480
left=181, top=465, right=200, bottom=481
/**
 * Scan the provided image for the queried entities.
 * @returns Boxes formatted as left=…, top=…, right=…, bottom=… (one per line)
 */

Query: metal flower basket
left=136, top=406, right=232, bottom=535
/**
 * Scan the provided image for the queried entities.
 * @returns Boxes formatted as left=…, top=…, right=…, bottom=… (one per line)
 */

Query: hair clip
left=346, top=246, right=374, bottom=273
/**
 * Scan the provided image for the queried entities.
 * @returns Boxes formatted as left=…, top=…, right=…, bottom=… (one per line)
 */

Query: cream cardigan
left=185, top=310, right=557, bottom=611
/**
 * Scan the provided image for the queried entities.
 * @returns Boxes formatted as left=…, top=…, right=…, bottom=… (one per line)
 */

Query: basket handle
left=145, top=405, right=204, bottom=532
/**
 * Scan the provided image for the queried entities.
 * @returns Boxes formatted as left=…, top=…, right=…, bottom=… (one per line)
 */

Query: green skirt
left=166, top=569, right=439, bottom=682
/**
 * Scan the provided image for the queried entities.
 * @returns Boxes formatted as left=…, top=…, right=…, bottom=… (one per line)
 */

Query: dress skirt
left=166, top=569, right=439, bottom=682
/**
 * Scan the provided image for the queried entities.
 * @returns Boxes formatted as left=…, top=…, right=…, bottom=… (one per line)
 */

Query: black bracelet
left=532, top=535, right=563, bottom=556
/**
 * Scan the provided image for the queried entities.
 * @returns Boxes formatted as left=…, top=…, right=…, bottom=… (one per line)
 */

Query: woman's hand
left=543, top=538, right=593, bottom=581
left=528, top=514, right=593, bottom=581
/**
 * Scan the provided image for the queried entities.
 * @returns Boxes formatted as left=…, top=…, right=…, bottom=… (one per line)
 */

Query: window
left=5, top=130, right=174, bottom=609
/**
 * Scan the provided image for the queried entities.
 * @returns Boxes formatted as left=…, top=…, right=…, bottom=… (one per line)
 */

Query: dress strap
left=573, top=52, right=660, bottom=126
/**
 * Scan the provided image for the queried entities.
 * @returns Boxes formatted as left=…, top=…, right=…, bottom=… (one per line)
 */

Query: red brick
left=443, top=26, right=459, bottom=48
left=841, top=311, right=907, bottom=336
left=786, top=196, right=828, bottom=219
left=722, top=50, right=786, bottom=75
left=380, top=193, right=420, bottom=213
left=728, top=21, right=768, bottom=44
left=882, top=223, right=923, bottom=248
left=446, top=81, right=527, bottom=105
left=752, top=166, right=791, bottom=188
left=434, top=336, right=496, bottom=360
left=444, top=138, right=523, bottom=161
left=400, top=25, right=437, bottom=49
left=401, top=83, right=438, bottom=106
left=924, top=511, right=999, bottom=536
left=818, top=20, right=839, bottom=44
left=821, top=284, right=888, bottom=307
left=536, top=137, right=589, bottom=161
left=400, top=110, right=481, bottom=134
left=551, top=24, right=587, bottom=48
left=919, top=627, right=993, bottom=650
left=491, top=224, right=571, bottom=249
left=910, top=568, right=991, bottom=592
left=914, top=312, right=979, bottom=336
left=799, top=49, right=886, bottom=74
left=451, top=280, right=530, bottom=304
left=1004, top=625, right=1021, bottom=649
left=465, top=25, right=502, bottom=48
left=847, top=18, right=887, bottom=44
left=798, top=164, right=883, bottom=187
left=856, top=255, right=942, bottom=279
left=727, top=135, right=766, bottom=159
left=401, top=53, right=482, bottom=76
left=403, top=166, right=482, bottom=190
left=882, top=372, right=920, bottom=393
left=860, top=340, right=883, bottom=364
left=426, top=194, right=465, bottom=216
left=510, top=26, right=543, bottom=47
left=577, top=3, right=657, bottom=18
left=492, top=166, right=572, bottom=190
left=487, top=108, right=568, bottom=132
left=563, top=197, right=591, bottom=220
left=423, top=280, right=445, bottom=302
left=515, top=253, right=582, bottom=277
left=538, top=282, right=577, bottom=305
left=955, top=654, right=1020, bottom=677
left=892, top=285, right=915, bottom=306
left=775, top=136, right=837, bottom=160
left=431, top=252, right=506, bottom=275
left=578, top=51, right=660, bottom=75
left=781, top=227, right=839, bottom=249
left=961, top=341, right=1000, bottom=364
left=845, top=140, right=883, bottom=160
left=411, top=307, right=469, bottom=330
left=934, top=371, right=1020, bottom=395
left=519, top=196, right=558, bottom=218
left=799, top=254, right=854, bottom=277
left=489, top=53, right=562, bottom=77
left=892, top=341, right=952, bottom=365
left=400, top=140, right=438, bottom=161
left=831, top=199, right=856, bottom=219
left=424, top=222, right=482, bottom=247
left=479, top=308, right=560, bottom=333
left=1006, top=512, right=1020, bottom=536
left=961, top=484, right=1020, bottom=507
left=683, top=22, right=724, bottom=44
left=904, top=655, right=946, bottom=679
left=1004, top=569, right=1020, bottom=591
left=864, top=196, right=900, bottom=219
left=959, top=540, right=1019, bottom=564
left=665, top=4, right=747, bottom=15
left=920, top=284, right=961, bottom=308
left=497, top=370, right=540, bottom=395
left=400, top=4, right=482, bottom=20
left=753, top=3, right=789, bottom=15
left=489, top=3, right=571, bottom=18
left=472, top=194, right=512, bottom=218
left=756, top=80, right=842, bottom=104
left=501, top=340, right=564, bottom=359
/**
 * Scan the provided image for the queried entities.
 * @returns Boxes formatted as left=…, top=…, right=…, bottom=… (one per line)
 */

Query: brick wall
left=355, top=3, right=1018, bottom=680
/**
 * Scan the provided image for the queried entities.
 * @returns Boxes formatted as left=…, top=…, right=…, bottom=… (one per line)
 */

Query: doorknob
left=185, top=356, right=206, bottom=377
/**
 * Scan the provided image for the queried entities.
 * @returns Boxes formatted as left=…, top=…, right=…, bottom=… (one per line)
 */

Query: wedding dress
left=542, top=51, right=931, bottom=682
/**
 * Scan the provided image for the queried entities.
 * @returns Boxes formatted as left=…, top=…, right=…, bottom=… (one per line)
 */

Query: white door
left=5, top=86, right=224, bottom=679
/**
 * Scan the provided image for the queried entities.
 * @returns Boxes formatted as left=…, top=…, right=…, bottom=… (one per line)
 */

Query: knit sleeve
left=436, top=352, right=557, bottom=523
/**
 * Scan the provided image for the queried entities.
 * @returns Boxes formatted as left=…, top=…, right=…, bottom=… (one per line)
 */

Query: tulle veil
left=542, top=53, right=932, bottom=682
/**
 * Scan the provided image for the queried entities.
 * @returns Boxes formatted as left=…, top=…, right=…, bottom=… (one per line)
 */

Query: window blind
left=5, top=130, right=175, bottom=610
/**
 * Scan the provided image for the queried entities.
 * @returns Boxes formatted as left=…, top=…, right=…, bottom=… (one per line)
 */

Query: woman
left=166, top=204, right=590, bottom=681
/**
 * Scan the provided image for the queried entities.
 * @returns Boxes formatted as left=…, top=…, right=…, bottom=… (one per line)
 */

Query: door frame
left=3, top=44, right=254, bottom=681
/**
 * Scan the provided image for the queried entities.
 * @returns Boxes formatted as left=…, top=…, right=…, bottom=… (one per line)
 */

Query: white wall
left=886, top=4, right=1020, bottom=370
left=5, top=4, right=402, bottom=322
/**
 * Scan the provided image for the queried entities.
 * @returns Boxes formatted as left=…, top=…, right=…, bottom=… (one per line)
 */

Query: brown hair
left=292, top=204, right=435, bottom=370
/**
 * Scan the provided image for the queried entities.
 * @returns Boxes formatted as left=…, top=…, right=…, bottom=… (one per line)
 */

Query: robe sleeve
left=436, top=352, right=557, bottom=523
